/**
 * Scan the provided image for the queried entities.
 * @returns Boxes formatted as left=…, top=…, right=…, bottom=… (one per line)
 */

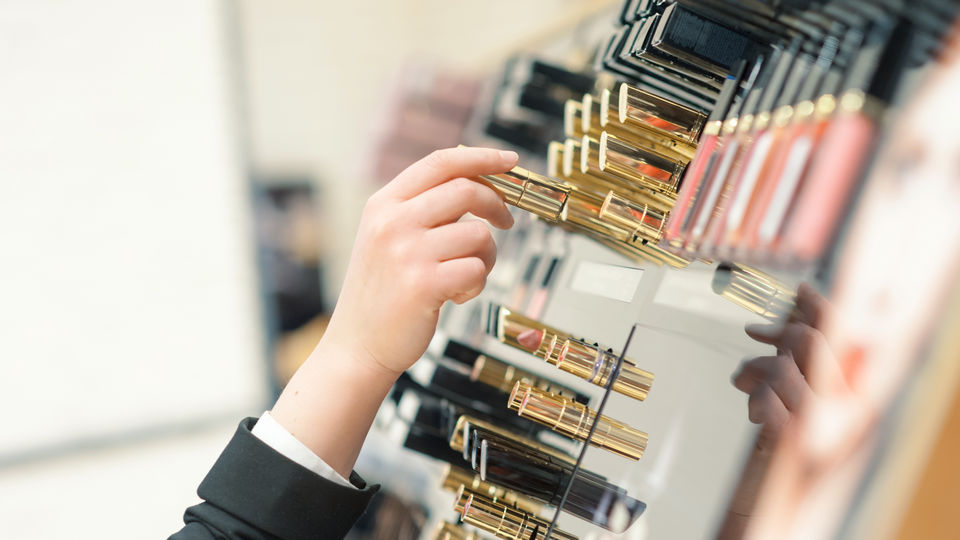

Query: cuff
left=252, top=411, right=355, bottom=489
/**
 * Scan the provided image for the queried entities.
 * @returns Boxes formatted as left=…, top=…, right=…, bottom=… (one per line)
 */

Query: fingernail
left=498, top=150, right=518, bottom=163
left=745, top=323, right=778, bottom=336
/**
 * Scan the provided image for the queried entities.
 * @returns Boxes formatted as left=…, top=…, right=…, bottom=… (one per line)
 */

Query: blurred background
left=0, top=0, right=610, bottom=537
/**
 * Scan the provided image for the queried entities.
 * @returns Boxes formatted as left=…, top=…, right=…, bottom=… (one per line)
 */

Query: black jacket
left=169, top=418, right=379, bottom=539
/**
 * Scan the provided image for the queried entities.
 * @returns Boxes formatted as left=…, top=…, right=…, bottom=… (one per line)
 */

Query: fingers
left=778, top=323, right=845, bottom=393
left=407, top=177, right=515, bottom=230
left=435, top=257, right=488, bottom=305
left=734, top=355, right=813, bottom=412
left=427, top=220, right=497, bottom=271
left=387, top=147, right=519, bottom=200
left=794, top=282, right=830, bottom=329
left=747, top=384, right=789, bottom=426
left=745, top=323, right=785, bottom=345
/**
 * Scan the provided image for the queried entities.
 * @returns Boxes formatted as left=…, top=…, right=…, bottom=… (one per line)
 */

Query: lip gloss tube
left=618, top=82, right=707, bottom=143
left=442, top=465, right=543, bottom=515
left=510, top=382, right=649, bottom=460
left=556, top=339, right=654, bottom=401
left=461, top=491, right=579, bottom=540
left=599, top=191, right=668, bottom=242
left=663, top=59, right=754, bottom=247
left=599, top=131, right=686, bottom=189
left=478, top=166, right=570, bottom=223
left=433, top=520, right=481, bottom=540
left=711, top=263, right=796, bottom=320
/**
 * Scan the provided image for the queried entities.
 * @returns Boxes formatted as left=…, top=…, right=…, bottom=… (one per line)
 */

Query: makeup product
left=782, top=18, right=912, bottom=262
left=433, top=521, right=481, bottom=540
left=478, top=166, right=570, bottom=222
left=478, top=438, right=646, bottom=532
left=450, top=415, right=576, bottom=466
left=595, top=89, right=696, bottom=162
left=564, top=99, right=586, bottom=139
left=599, top=191, right=668, bottom=243
left=442, top=465, right=543, bottom=514
left=526, top=255, right=560, bottom=319
left=711, top=262, right=796, bottom=321
left=488, top=305, right=656, bottom=400
left=618, top=82, right=709, bottom=144
left=599, top=131, right=687, bottom=190
left=581, top=135, right=678, bottom=198
left=662, top=58, right=750, bottom=247
left=510, top=382, right=649, bottom=460
left=441, top=339, right=588, bottom=402
left=460, top=491, right=579, bottom=540
left=546, top=140, right=565, bottom=178
left=563, top=138, right=676, bottom=212
left=622, top=15, right=726, bottom=95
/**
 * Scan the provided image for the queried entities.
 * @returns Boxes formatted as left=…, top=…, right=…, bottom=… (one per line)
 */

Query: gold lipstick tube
left=479, top=166, right=569, bottom=222
left=562, top=138, right=675, bottom=212
left=434, top=521, right=481, bottom=540
left=624, top=237, right=691, bottom=268
left=461, top=492, right=579, bottom=540
left=444, top=468, right=543, bottom=515
left=711, top=263, right=797, bottom=321
left=618, top=83, right=707, bottom=144
left=449, top=415, right=575, bottom=466
left=546, top=141, right=564, bottom=178
left=510, top=383, right=649, bottom=460
left=600, top=132, right=686, bottom=190
left=560, top=194, right=670, bottom=266
left=599, top=191, right=668, bottom=243
left=491, top=305, right=570, bottom=364
left=601, top=88, right=697, bottom=162
left=581, top=135, right=678, bottom=198
left=564, top=99, right=585, bottom=139
left=555, top=339, right=654, bottom=401
left=470, top=353, right=581, bottom=400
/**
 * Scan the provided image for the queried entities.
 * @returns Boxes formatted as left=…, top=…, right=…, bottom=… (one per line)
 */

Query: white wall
left=0, top=0, right=266, bottom=459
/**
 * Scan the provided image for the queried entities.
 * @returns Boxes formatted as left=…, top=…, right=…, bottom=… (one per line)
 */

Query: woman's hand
left=271, top=146, right=517, bottom=477
left=324, top=146, right=517, bottom=375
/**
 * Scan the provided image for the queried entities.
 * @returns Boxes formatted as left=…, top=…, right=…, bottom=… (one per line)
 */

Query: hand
left=271, top=146, right=518, bottom=477
left=324, top=146, right=517, bottom=375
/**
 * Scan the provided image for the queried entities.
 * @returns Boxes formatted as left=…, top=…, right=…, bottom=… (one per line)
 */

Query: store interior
left=1, top=1, right=959, bottom=539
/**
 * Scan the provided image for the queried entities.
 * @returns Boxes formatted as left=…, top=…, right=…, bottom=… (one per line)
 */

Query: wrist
left=311, top=334, right=403, bottom=385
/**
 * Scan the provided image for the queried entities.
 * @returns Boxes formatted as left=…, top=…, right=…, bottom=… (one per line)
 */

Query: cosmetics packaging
left=441, top=339, right=588, bottom=402
left=711, top=263, right=796, bottom=321
left=564, top=99, right=586, bottom=139
left=599, top=190, right=668, bottom=242
left=555, top=338, right=654, bottom=401
left=460, top=491, right=579, bottom=540
left=591, top=91, right=695, bottom=163
left=581, top=135, right=678, bottom=198
left=478, top=166, right=570, bottom=222
left=450, top=415, right=575, bottom=466
left=433, top=521, right=481, bottom=540
left=477, top=438, right=646, bottom=532
left=546, top=140, right=565, bottom=178
left=488, top=305, right=656, bottom=400
left=662, top=57, right=761, bottom=248
left=618, top=82, right=708, bottom=144
left=563, top=139, right=676, bottom=212
left=781, top=19, right=913, bottom=262
left=651, top=3, right=767, bottom=79
left=510, top=382, right=649, bottom=460
left=442, top=465, right=543, bottom=514
left=599, top=131, right=686, bottom=190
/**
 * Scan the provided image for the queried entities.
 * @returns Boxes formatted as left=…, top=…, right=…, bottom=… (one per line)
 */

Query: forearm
left=269, top=337, right=399, bottom=478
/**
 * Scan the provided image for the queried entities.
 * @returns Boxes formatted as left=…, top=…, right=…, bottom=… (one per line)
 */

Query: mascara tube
left=461, top=491, right=579, bottom=540
left=450, top=415, right=575, bottom=466
left=510, top=383, right=649, bottom=460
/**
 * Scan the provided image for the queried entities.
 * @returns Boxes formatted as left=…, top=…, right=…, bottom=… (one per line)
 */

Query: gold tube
left=491, top=305, right=570, bottom=364
left=555, top=340, right=654, bottom=401
left=546, top=141, right=564, bottom=178
left=461, top=492, right=579, bottom=540
left=599, top=131, right=685, bottom=190
left=479, top=166, right=569, bottom=222
left=561, top=138, right=675, bottom=212
left=711, top=263, right=797, bottom=321
left=443, top=466, right=543, bottom=515
left=618, top=83, right=707, bottom=143
left=511, top=383, right=649, bottom=460
left=470, top=353, right=581, bottom=401
left=624, top=237, right=691, bottom=268
left=433, top=521, right=481, bottom=540
left=564, top=99, right=585, bottom=139
left=581, top=135, right=678, bottom=198
left=449, top=415, right=575, bottom=466
left=599, top=191, right=668, bottom=242
left=601, top=88, right=697, bottom=162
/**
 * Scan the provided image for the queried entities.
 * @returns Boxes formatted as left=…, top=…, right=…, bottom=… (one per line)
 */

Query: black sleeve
left=169, top=417, right=379, bottom=540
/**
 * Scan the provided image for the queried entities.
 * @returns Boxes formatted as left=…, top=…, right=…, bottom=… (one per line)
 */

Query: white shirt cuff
left=251, top=411, right=356, bottom=489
